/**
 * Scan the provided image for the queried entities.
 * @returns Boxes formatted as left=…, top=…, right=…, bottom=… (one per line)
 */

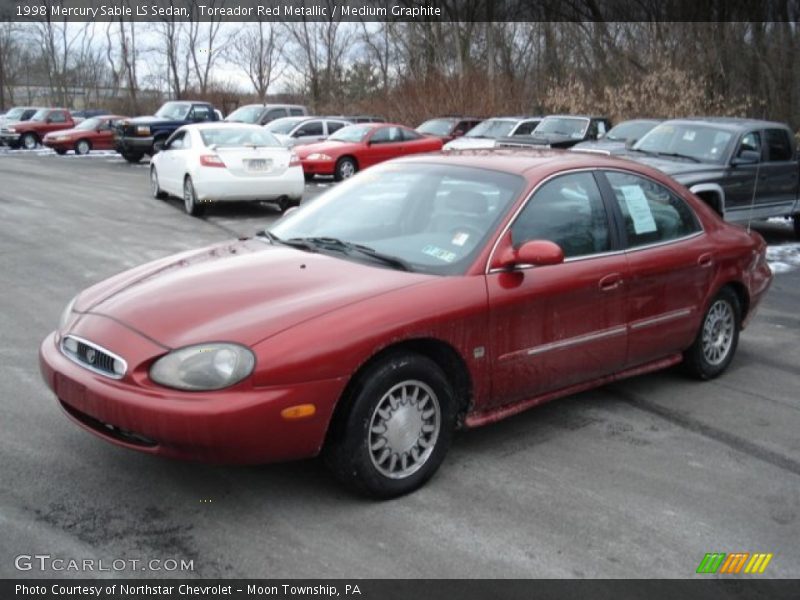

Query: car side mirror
left=495, top=240, right=565, bottom=269
left=294, top=130, right=306, bottom=136
left=731, top=149, right=760, bottom=166
left=625, top=138, right=637, bottom=149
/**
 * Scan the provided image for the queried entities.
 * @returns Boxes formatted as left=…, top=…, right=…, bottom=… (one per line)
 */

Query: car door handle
left=598, top=273, right=623, bottom=291
left=698, top=253, right=714, bottom=268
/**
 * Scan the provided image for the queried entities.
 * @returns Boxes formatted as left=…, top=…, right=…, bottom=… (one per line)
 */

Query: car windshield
left=225, top=105, right=265, bottom=124
left=200, top=127, right=281, bottom=148
left=155, top=102, right=192, bottom=120
left=76, top=117, right=103, bottom=130
left=328, top=124, right=372, bottom=143
left=605, top=120, right=659, bottom=142
left=31, top=109, right=50, bottom=122
left=464, top=119, right=516, bottom=138
left=634, top=123, right=735, bottom=164
left=265, top=117, right=306, bottom=134
left=534, top=117, right=590, bottom=138
left=4, top=108, right=25, bottom=119
left=417, top=119, right=455, bottom=136
left=269, top=163, right=524, bottom=275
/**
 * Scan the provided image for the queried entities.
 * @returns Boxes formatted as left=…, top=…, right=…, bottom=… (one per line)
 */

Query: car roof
left=661, top=117, right=788, bottom=131
left=541, top=114, right=602, bottom=120
left=184, top=122, right=264, bottom=131
left=400, top=148, right=668, bottom=178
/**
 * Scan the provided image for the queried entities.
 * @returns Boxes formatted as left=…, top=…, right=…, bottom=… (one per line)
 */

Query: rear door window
left=765, top=128, right=793, bottom=162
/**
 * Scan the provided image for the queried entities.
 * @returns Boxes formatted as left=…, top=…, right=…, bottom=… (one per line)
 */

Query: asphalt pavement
left=0, top=150, right=798, bottom=579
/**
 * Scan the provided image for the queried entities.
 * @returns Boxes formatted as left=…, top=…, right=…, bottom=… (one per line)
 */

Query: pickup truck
left=624, top=118, right=800, bottom=237
left=497, top=115, right=612, bottom=149
left=114, top=101, right=219, bottom=163
left=0, top=108, right=74, bottom=150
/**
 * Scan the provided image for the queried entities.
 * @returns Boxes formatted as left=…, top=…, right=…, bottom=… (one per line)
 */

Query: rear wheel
left=684, top=287, right=741, bottom=380
left=183, top=176, right=205, bottom=217
left=54, top=149, right=67, bottom=156
left=21, top=133, right=38, bottom=150
left=150, top=167, right=166, bottom=199
left=304, top=173, right=315, bottom=182
left=324, top=353, right=456, bottom=498
left=334, top=157, right=357, bottom=181
left=74, top=139, right=91, bottom=155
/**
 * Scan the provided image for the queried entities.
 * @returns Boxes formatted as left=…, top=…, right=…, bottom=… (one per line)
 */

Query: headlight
left=149, top=343, right=255, bottom=391
left=306, top=153, right=331, bottom=160
left=136, top=125, right=150, bottom=135
left=58, top=295, right=78, bottom=330
left=7, top=127, right=16, bottom=133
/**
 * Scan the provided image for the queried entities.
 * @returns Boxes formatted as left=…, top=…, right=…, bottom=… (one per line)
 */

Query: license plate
left=55, top=373, right=86, bottom=405
left=246, top=158, right=272, bottom=171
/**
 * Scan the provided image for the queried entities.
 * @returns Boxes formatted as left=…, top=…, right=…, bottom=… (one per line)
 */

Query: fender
left=689, top=183, right=726, bottom=218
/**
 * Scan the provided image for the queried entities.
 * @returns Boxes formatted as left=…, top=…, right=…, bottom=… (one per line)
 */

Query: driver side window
left=511, top=172, right=611, bottom=258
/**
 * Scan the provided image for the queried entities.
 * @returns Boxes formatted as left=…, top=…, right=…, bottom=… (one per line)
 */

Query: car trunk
left=214, top=146, right=291, bottom=177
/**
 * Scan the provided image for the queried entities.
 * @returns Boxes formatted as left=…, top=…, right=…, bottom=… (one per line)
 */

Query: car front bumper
left=300, top=158, right=336, bottom=176
left=43, top=139, right=72, bottom=151
left=39, top=330, right=344, bottom=464
left=114, top=136, right=154, bottom=155
left=0, top=133, right=21, bottom=145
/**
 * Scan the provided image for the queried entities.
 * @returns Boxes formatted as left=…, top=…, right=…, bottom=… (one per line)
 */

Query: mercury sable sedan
left=40, top=151, right=772, bottom=498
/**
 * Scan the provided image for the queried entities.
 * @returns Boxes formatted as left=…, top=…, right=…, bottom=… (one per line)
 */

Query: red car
left=39, top=151, right=772, bottom=498
left=43, top=115, right=127, bottom=155
left=0, top=108, right=74, bottom=150
left=297, top=122, right=443, bottom=181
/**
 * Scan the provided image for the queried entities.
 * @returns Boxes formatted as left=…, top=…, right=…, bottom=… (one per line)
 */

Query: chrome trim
left=622, top=231, right=704, bottom=255
left=630, top=308, right=694, bottom=331
left=499, top=325, right=627, bottom=363
left=60, top=334, right=127, bottom=380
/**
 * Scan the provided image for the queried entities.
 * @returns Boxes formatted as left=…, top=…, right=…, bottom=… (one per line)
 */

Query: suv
left=114, top=101, right=220, bottom=163
left=265, top=116, right=352, bottom=147
left=498, top=115, right=612, bottom=149
left=625, top=117, right=800, bottom=235
left=224, top=104, right=308, bottom=126
left=416, top=116, right=483, bottom=143
left=0, top=108, right=74, bottom=149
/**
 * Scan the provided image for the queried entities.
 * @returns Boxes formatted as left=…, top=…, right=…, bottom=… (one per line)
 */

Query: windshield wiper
left=257, top=230, right=318, bottom=252
left=293, top=237, right=411, bottom=271
left=654, top=151, right=701, bottom=163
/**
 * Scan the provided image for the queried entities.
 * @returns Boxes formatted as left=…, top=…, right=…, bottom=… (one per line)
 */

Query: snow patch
left=766, top=243, right=800, bottom=274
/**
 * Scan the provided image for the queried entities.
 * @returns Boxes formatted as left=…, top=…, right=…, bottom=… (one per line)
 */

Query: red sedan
left=297, top=122, right=443, bottom=181
left=39, top=151, right=772, bottom=498
left=43, top=115, right=126, bottom=155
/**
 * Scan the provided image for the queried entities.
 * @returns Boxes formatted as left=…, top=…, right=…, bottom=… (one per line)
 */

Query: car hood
left=571, top=140, right=627, bottom=155
left=624, top=155, right=719, bottom=178
left=43, top=127, right=85, bottom=139
left=296, top=140, right=359, bottom=157
left=443, top=137, right=498, bottom=150
left=76, top=239, right=432, bottom=349
left=125, top=116, right=174, bottom=126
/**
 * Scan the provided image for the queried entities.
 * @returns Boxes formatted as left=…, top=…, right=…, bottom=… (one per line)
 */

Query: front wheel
left=150, top=167, right=166, bottom=199
left=684, top=287, right=741, bottom=380
left=21, top=133, right=38, bottom=150
left=122, top=152, right=142, bottom=164
left=324, top=353, right=456, bottom=498
left=183, top=176, right=205, bottom=217
left=334, top=157, right=357, bottom=182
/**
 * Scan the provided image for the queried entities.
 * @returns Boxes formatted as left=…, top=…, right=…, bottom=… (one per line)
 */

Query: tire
left=334, top=157, right=357, bottom=182
left=324, top=353, right=456, bottom=499
left=21, top=133, right=38, bottom=150
left=684, top=287, right=741, bottom=380
left=54, top=149, right=67, bottom=156
left=304, top=173, right=315, bottom=182
left=183, top=176, right=205, bottom=217
left=74, top=139, right=91, bottom=155
left=122, top=152, right=142, bottom=164
left=150, top=167, right=167, bottom=199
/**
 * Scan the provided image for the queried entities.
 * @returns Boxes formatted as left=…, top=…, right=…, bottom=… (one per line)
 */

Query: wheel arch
left=719, top=280, right=750, bottom=323
left=323, top=337, right=473, bottom=448
left=690, top=183, right=726, bottom=218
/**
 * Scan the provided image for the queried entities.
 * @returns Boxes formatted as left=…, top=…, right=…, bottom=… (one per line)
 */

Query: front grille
left=60, top=335, right=127, bottom=379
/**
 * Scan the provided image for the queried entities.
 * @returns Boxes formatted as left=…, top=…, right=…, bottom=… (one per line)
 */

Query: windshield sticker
left=451, top=232, right=470, bottom=246
left=422, top=245, right=457, bottom=263
left=682, top=130, right=697, bottom=141
left=620, top=185, right=658, bottom=234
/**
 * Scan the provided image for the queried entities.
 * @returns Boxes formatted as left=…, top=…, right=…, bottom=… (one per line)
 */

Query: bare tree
left=226, top=21, right=282, bottom=102
left=186, top=0, right=227, bottom=95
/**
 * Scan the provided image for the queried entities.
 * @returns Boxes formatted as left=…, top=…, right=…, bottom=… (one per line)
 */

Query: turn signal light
left=200, top=154, right=226, bottom=168
left=280, top=404, right=316, bottom=420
